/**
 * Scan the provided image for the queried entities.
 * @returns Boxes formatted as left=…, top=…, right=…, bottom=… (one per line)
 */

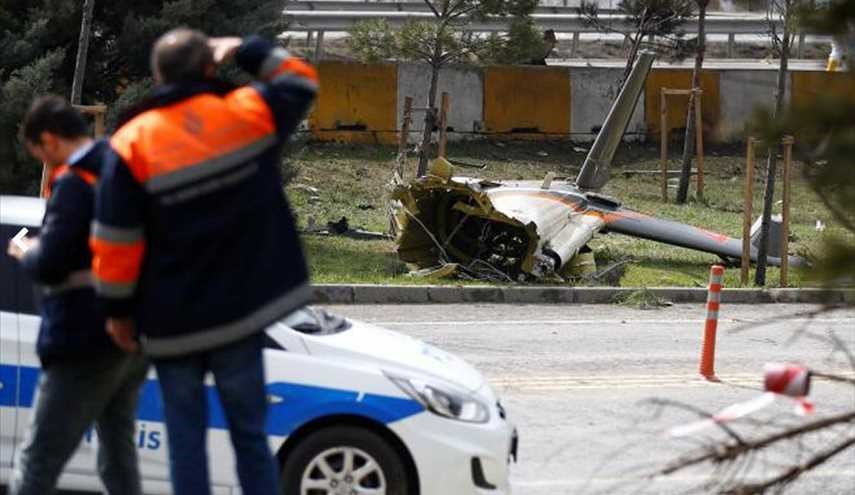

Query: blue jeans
left=153, top=333, right=280, bottom=495
left=10, top=351, right=148, bottom=495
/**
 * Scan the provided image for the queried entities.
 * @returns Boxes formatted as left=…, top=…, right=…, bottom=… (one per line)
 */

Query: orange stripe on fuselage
left=111, top=90, right=275, bottom=185
left=90, top=237, right=145, bottom=284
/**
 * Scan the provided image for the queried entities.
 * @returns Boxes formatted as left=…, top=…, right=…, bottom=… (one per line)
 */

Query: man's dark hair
left=22, top=96, right=89, bottom=144
left=151, top=28, right=213, bottom=84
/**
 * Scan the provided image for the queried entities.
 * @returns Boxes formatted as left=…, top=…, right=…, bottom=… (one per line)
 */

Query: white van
left=0, top=195, right=516, bottom=494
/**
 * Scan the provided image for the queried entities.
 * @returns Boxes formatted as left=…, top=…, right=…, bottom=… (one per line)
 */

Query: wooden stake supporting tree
left=390, top=96, right=417, bottom=237
left=437, top=92, right=450, bottom=159
left=74, top=104, right=107, bottom=137
left=659, top=88, right=705, bottom=202
left=741, top=137, right=757, bottom=286
left=396, top=96, right=413, bottom=182
left=780, top=135, right=794, bottom=287
left=693, top=89, right=705, bottom=200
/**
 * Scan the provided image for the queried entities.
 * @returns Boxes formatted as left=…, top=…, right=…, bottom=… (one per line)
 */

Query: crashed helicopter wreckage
left=391, top=52, right=807, bottom=281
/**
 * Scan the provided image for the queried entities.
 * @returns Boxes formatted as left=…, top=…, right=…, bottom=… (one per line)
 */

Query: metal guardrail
left=285, top=11, right=789, bottom=35
left=286, top=0, right=615, bottom=14
left=285, top=4, right=812, bottom=60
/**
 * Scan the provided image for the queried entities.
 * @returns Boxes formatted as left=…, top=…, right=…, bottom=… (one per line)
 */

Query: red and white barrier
left=669, top=362, right=816, bottom=437
left=764, top=363, right=811, bottom=397
left=699, top=265, right=725, bottom=380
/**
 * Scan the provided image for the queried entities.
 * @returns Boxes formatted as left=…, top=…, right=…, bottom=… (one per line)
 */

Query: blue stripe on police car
left=1, top=364, right=424, bottom=438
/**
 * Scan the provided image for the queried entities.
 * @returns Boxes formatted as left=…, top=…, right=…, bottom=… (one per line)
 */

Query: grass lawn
left=288, top=140, right=850, bottom=288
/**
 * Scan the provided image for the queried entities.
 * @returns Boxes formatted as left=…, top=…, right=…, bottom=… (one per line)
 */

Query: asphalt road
left=323, top=303, right=855, bottom=495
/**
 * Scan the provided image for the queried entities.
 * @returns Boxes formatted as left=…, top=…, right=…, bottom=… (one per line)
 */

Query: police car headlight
left=389, top=376, right=489, bottom=423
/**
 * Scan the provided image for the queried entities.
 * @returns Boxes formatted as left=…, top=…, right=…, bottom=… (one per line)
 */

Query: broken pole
left=438, top=92, right=450, bottom=159
left=693, top=89, right=704, bottom=200
left=780, top=135, right=794, bottom=287
left=71, top=0, right=96, bottom=105
left=741, top=137, right=756, bottom=286
left=660, top=88, right=668, bottom=202
left=700, top=265, right=724, bottom=381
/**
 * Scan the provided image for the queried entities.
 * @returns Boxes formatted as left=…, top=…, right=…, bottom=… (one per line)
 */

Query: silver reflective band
left=43, top=270, right=93, bottom=296
left=706, top=310, right=719, bottom=320
left=259, top=47, right=290, bottom=80
left=272, top=73, right=319, bottom=93
left=142, top=283, right=312, bottom=358
left=92, top=222, right=143, bottom=244
left=159, top=162, right=259, bottom=206
left=95, top=279, right=137, bottom=298
left=145, top=134, right=276, bottom=193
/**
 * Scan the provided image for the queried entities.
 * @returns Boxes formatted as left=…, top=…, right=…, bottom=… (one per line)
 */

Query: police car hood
left=297, top=317, right=486, bottom=393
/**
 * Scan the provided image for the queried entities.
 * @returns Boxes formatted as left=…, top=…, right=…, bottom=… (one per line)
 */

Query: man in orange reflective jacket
left=91, top=29, right=318, bottom=494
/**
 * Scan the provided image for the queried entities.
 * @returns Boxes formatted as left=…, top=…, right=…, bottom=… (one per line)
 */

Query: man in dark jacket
left=5, top=96, right=148, bottom=495
left=91, top=29, right=317, bottom=495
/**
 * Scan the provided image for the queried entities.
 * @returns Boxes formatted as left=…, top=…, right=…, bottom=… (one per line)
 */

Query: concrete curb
left=312, top=284, right=855, bottom=305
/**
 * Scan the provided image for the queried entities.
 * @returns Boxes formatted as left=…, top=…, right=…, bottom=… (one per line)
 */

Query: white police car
left=0, top=195, right=517, bottom=494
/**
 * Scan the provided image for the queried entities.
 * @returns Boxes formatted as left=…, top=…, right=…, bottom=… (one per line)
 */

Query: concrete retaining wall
left=309, top=61, right=843, bottom=144
left=483, top=66, right=571, bottom=137
left=644, top=69, right=721, bottom=141
left=309, top=61, right=398, bottom=144
left=719, top=70, right=781, bottom=140
left=396, top=63, right=484, bottom=141
left=790, top=71, right=854, bottom=107
left=569, top=67, right=645, bottom=141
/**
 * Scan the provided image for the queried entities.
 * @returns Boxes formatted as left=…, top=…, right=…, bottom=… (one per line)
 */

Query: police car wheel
left=281, top=425, right=409, bottom=495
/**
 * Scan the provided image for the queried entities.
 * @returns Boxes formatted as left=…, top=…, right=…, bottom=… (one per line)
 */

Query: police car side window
left=0, top=223, right=40, bottom=315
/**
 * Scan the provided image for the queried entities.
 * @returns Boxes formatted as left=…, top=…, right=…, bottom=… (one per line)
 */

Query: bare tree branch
left=727, top=306, right=845, bottom=335
left=722, top=435, right=855, bottom=494
left=448, top=4, right=481, bottom=20
left=423, top=0, right=442, bottom=19
left=657, top=410, right=855, bottom=477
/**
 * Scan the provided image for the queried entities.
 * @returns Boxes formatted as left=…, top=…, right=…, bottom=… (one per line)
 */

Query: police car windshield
left=281, top=307, right=351, bottom=335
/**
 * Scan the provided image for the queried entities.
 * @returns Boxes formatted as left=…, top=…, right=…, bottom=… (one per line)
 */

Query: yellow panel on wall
left=483, top=66, right=570, bottom=137
left=645, top=69, right=720, bottom=141
left=309, top=61, right=398, bottom=144
left=791, top=71, right=855, bottom=107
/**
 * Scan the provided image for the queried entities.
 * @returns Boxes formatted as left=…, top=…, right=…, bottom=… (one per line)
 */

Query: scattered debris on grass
left=407, top=263, right=461, bottom=279
left=303, top=216, right=390, bottom=240
left=615, top=288, right=674, bottom=309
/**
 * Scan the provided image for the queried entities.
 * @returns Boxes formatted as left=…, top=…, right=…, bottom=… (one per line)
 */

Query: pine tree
left=0, top=0, right=289, bottom=195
